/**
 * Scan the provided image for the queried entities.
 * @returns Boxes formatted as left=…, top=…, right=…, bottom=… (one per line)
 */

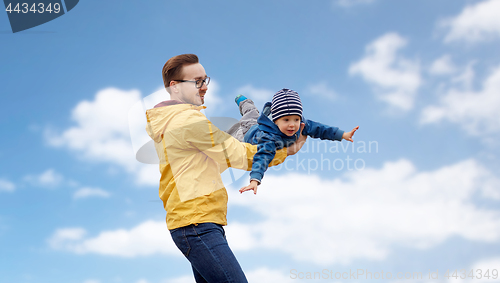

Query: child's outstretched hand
left=239, top=180, right=259, bottom=195
left=342, top=126, right=359, bottom=142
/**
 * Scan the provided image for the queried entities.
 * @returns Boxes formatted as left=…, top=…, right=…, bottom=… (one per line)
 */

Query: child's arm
left=239, top=135, right=277, bottom=194
left=240, top=134, right=307, bottom=194
left=302, top=119, right=344, bottom=141
left=302, top=119, right=359, bottom=142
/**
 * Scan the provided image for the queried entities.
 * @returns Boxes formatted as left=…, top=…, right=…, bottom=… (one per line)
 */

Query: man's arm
left=183, top=113, right=290, bottom=171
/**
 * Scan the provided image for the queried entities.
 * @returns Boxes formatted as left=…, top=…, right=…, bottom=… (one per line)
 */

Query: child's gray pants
left=226, top=99, right=259, bottom=142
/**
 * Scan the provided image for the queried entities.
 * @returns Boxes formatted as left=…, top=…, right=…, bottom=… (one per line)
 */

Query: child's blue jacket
left=244, top=102, right=344, bottom=183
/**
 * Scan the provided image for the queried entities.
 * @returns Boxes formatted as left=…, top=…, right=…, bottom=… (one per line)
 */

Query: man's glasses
left=173, top=77, right=210, bottom=89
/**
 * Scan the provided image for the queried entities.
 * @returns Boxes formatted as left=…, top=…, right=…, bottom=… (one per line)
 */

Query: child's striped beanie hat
left=271, top=88, right=303, bottom=121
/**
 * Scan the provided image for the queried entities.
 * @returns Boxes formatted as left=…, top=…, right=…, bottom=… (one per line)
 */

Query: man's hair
left=162, top=54, right=199, bottom=93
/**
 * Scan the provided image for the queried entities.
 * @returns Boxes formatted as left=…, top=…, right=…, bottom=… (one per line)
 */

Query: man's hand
left=287, top=123, right=307, bottom=156
left=239, top=180, right=259, bottom=195
left=342, top=126, right=359, bottom=142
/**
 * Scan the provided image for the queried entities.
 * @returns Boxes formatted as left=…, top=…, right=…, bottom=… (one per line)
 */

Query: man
left=145, top=54, right=306, bottom=283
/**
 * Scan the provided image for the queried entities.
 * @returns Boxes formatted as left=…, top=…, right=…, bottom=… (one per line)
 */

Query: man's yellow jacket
left=146, top=102, right=287, bottom=230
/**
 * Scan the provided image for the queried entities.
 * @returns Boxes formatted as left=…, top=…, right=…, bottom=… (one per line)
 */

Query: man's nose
left=200, top=82, right=208, bottom=91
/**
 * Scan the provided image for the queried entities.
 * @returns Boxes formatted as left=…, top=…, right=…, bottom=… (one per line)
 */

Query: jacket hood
left=145, top=100, right=206, bottom=143
left=257, top=102, right=301, bottom=142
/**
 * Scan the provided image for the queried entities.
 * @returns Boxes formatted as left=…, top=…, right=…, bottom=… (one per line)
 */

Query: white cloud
left=441, top=0, right=500, bottom=43
left=349, top=33, right=421, bottom=110
left=451, top=61, right=476, bottom=89
left=82, top=280, right=100, bottom=283
left=225, top=158, right=500, bottom=265
left=46, top=87, right=141, bottom=171
left=235, top=85, right=275, bottom=109
left=47, top=159, right=500, bottom=266
left=48, top=220, right=178, bottom=257
left=45, top=87, right=163, bottom=186
left=306, top=82, right=338, bottom=101
left=429, top=55, right=457, bottom=76
left=335, top=0, right=375, bottom=8
left=24, top=169, right=64, bottom=188
left=73, top=187, right=111, bottom=199
left=481, top=178, right=500, bottom=200
left=421, top=64, right=500, bottom=135
left=0, top=178, right=15, bottom=192
left=48, top=228, right=87, bottom=248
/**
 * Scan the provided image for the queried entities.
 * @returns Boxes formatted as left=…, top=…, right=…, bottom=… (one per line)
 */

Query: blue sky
left=1, top=0, right=500, bottom=282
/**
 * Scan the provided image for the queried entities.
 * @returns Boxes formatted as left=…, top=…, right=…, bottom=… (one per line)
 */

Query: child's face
left=275, top=115, right=301, bottom=136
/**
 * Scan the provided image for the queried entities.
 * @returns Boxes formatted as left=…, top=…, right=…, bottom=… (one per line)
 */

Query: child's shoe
left=235, top=94, right=248, bottom=106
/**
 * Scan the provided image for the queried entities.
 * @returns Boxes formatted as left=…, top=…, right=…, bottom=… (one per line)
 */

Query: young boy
left=228, top=88, right=359, bottom=194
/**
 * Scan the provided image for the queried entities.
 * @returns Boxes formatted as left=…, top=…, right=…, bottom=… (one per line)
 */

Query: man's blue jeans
left=170, top=223, right=248, bottom=283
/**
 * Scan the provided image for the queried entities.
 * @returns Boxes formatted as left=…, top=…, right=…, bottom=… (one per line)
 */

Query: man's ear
left=169, top=81, right=179, bottom=93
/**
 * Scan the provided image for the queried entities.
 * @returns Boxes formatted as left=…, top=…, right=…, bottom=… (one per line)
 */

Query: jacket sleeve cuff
left=334, top=129, right=345, bottom=141
left=250, top=172, right=263, bottom=183
left=250, top=178, right=261, bottom=185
